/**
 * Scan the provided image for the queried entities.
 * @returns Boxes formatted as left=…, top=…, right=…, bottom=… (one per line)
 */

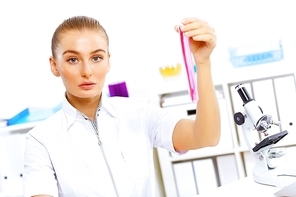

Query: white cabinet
left=156, top=73, right=296, bottom=196
left=0, top=122, right=37, bottom=197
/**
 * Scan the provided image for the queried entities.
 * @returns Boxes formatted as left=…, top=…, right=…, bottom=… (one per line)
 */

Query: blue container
left=229, top=40, right=283, bottom=67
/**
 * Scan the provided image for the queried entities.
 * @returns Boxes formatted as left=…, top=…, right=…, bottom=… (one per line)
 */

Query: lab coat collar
left=61, top=92, right=118, bottom=130
left=100, top=92, right=118, bottom=118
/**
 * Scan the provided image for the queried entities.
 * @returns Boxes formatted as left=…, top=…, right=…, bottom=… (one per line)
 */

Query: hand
left=175, top=17, right=216, bottom=64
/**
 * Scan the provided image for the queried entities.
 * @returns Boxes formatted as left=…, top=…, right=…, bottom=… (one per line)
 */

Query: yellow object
left=159, top=63, right=182, bottom=77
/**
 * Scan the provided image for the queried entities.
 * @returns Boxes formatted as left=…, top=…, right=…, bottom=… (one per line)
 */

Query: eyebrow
left=62, top=49, right=106, bottom=56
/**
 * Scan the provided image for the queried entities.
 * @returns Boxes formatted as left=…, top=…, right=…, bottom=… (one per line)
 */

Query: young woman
left=23, top=15, right=220, bottom=197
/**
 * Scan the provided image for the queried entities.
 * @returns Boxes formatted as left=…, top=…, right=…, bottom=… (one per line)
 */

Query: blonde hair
left=51, top=16, right=109, bottom=58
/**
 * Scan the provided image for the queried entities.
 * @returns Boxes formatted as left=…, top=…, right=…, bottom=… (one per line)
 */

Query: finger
left=182, top=19, right=215, bottom=39
left=181, top=17, right=205, bottom=25
left=181, top=21, right=215, bottom=34
left=174, top=25, right=180, bottom=33
left=192, top=34, right=217, bottom=48
left=185, top=27, right=216, bottom=39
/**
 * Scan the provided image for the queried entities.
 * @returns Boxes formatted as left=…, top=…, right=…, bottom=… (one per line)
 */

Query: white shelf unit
left=156, top=73, right=296, bottom=197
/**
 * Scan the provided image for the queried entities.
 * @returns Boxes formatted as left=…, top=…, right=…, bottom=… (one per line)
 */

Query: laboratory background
left=1, top=0, right=296, bottom=197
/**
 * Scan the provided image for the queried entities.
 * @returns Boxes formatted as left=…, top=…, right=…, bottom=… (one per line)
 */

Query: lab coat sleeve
left=23, top=129, right=58, bottom=197
left=144, top=102, right=188, bottom=155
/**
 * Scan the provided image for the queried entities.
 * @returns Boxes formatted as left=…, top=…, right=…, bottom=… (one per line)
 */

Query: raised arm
left=172, top=17, right=221, bottom=151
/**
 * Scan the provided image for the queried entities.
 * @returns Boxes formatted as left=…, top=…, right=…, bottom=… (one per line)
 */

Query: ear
left=49, top=56, right=60, bottom=77
left=107, top=53, right=111, bottom=72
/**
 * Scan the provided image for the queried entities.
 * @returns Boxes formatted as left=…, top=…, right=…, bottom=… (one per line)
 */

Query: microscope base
left=253, top=162, right=296, bottom=188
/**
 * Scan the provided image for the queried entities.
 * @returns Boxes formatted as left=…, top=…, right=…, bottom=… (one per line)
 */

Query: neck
left=66, top=92, right=102, bottom=121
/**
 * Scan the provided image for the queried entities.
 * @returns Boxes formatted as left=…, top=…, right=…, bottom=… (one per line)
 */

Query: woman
left=23, top=15, right=220, bottom=197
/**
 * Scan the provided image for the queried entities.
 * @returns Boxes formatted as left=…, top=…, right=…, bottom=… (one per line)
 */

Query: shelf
left=0, top=193, right=22, bottom=197
left=156, top=72, right=296, bottom=197
left=0, top=121, right=39, bottom=135
left=169, top=148, right=236, bottom=163
left=157, top=77, right=188, bottom=95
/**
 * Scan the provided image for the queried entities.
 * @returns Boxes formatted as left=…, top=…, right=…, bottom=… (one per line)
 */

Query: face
left=50, top=30, right=110, bottom=103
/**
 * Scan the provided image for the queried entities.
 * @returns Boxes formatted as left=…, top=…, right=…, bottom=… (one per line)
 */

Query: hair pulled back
left=51, top=16, right=109, bottom=58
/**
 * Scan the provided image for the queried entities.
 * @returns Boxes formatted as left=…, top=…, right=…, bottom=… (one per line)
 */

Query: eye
left=92, top=55, right=103, bottom=62
left=67, top=58, right=78, bottom=64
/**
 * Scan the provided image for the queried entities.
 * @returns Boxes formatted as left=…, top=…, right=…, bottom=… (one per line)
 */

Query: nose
left=82, top=62, right=92, bottom=78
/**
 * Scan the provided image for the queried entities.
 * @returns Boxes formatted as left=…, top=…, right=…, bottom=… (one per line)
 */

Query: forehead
left=57, top=30, right=108, bottom=52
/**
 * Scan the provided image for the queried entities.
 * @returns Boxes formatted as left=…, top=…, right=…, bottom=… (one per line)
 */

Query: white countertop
left=196, top=176, right=296, bottom=197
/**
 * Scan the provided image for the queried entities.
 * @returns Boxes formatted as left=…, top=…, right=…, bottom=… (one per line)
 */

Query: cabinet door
left=216, top=97, right=235, bottom=150
left=193, top=159, right=218, bottom=194
left=216, top=154, right=239, bottom=185
left=0, top=134, right=25, bottom=194
left=286, top=146, right=296, bottom=165
left=173, top=162, right=197, bottom=197
left=170, top=154, right=241, bottom=193
left=0, top=136, right=11, bottom=193
left=274, top=76, right=296, bottom=145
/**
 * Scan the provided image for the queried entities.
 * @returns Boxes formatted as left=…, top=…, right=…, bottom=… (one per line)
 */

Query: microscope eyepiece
left=235, top=83, right=253, bottom=104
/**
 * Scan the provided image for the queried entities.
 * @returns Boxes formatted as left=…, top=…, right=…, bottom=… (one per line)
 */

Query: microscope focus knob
left=234, top=112, right=245, bottom=125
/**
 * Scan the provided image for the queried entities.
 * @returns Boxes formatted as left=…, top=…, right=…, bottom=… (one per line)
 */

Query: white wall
left=1, top=0, right=296, bottom=118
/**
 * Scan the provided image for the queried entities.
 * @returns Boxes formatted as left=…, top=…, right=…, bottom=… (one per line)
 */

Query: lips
left=78, top=82, right=96, bottom=89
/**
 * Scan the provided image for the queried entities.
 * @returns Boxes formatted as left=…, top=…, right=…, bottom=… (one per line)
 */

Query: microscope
left=233, top=83, right=296, bottom=187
